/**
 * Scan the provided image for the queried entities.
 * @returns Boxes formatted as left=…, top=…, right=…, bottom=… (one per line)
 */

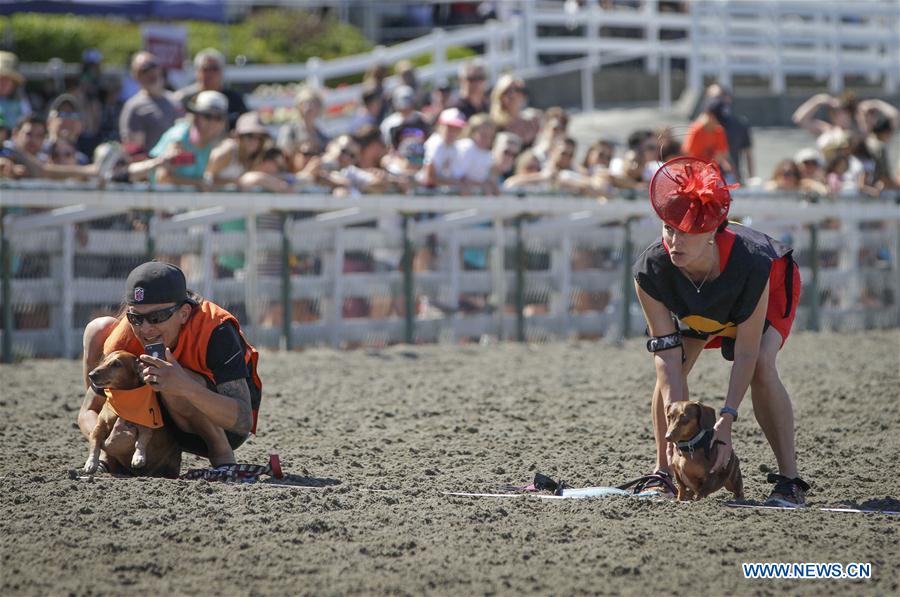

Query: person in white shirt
left=452, top=113, right=498, bottom=194
left=418, top=108, right=466, bottom=188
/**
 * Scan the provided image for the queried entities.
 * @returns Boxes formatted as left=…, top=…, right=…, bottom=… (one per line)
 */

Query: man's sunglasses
left=126, top=303, right=184, bottom=326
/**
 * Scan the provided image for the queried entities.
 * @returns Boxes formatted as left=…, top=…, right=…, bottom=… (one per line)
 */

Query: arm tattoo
left=215, top=379, right=253, bottom=435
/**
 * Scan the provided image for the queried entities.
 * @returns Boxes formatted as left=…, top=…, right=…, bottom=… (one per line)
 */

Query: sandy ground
left=1, top=330, right=898, bottom=596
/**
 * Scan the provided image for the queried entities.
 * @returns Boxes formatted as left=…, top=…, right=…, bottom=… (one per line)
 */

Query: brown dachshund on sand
left=665, top=401, right=743, bottom=501
left=84, top=350, right=179, bottom=476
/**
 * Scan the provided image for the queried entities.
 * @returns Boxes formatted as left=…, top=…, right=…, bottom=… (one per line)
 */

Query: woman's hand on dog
left=139, top=348, right=198, bottom=399
left=710, top=417, right=733, bottom=473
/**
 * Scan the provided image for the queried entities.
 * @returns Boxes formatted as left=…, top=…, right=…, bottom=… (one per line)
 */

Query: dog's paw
left=83, top=459, right=98, bottom=475
left=131, top=452, right=146, bottom=469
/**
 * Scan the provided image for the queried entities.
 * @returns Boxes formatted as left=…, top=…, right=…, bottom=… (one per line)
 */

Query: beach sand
left=1, top=330, right=898, bottom=595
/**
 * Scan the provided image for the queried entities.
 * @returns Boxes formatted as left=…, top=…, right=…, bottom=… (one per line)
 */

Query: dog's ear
left=699, top=403, right=717, bottom=430
left=665, top=402, right=675, bottom=417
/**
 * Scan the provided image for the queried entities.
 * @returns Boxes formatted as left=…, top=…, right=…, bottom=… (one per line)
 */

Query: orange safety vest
left=103, top=300, right=262, bottom=434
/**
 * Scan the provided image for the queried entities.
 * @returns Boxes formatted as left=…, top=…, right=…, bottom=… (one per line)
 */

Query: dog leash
left=179, top=453, right=284, bottom=483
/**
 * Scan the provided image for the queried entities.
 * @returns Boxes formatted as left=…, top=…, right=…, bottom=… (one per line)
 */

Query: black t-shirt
left=453, top=97, right=491, bottom=119
left=206, top=321, right=249, bottom=384
left=633, top=225, right=788, bottom=339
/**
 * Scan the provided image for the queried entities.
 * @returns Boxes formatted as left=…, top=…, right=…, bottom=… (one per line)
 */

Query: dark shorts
left=158, top=394, right=248, bottom=458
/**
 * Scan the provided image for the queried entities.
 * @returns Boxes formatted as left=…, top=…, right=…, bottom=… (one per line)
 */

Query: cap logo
left=134, top=287, right=144, bottom=302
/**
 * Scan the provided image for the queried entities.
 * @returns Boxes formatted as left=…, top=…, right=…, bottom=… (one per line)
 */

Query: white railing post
left=433, top=29, right=447, bottom=84
left=828, top=4, right=842, bottom=94
left=717, top=1, right=731, bottom=90
left=305, top=57, right=322, bottom=89
left=200, top=224, right=214, bottom=300
left=447, top=229, right=461, bottom=343
left=553, top=232, right=572, bottom=337
left=329, top=227, right=345, bottom=348
left=244, top=214, right=260, bottom=341
left=62, top=223, right=74, bottom=359
left=659, top=51, right=672, bottom=111
left=643, top=0, right=659, bottom=74
left=582, top=0, right=599, bottom=112
left=521, top=0, right=539, bottom=69
left=486, top=20, right=501, bottom=84
left=491, top=217, right=507, bottom=340
left=688, top=0, right=703, bottom=90
left=886, top=5, right=900, bottom=94
left=770, top=2, right=786, bottom=95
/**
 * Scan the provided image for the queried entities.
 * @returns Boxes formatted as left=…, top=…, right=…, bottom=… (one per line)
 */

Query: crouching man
left=78, top=261, right=262, bottom=476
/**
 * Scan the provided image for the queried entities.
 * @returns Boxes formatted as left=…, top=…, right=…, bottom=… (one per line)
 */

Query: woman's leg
left=750, top=327, right=798, bottom=478
left=652, top=337, right=707, bottom=472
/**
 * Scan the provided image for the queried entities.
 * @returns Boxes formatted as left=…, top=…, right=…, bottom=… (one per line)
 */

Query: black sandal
left=618, top=470, right=676, bottom=496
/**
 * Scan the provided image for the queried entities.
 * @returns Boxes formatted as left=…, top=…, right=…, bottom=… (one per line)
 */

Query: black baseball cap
left=124, top=261, right=197, bottom=306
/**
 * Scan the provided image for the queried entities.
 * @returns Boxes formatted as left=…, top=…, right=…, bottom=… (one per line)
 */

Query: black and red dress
left=633, top=223, right=801, bottom=358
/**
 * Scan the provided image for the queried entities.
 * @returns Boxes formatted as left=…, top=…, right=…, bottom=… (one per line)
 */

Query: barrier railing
left=2, top=188, right=898, bottom=360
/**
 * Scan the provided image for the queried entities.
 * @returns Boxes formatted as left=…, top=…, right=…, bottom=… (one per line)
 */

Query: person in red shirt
left=682, top=97, right=733, bottom=177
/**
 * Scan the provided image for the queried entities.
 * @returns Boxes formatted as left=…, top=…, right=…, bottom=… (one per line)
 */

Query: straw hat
left=0, top=51, right=24, bottom=85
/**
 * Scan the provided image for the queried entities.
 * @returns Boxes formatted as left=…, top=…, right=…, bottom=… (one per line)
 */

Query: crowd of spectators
left=2, top=47, right=898, bottom=199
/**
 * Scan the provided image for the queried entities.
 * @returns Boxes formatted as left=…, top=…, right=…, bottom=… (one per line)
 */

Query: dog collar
left=675, top=429, right=712, bottom=456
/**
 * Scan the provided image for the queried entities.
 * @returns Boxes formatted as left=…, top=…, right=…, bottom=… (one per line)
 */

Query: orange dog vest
left=105, top=386, right=163, bottom=428
left=103, top=300, right=262, bottom=433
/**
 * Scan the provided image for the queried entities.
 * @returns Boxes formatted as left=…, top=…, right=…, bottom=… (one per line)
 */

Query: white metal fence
left=2, top=186, right=898, bottom=359
left=244, top=0, right=900, bottom=116
left=20, top=1, right=899, bottom=119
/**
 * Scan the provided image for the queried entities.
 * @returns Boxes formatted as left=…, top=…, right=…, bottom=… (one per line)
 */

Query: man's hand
left=139, top=347, right=203, bottom=400
left=709, top=416, right=733, bottom=473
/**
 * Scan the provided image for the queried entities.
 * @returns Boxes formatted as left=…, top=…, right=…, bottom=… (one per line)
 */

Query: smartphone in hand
left=144, top=342, right=166, bottom=360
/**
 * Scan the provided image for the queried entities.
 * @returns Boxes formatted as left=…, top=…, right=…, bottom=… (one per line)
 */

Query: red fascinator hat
left=649, top=157, right=738, bottom=233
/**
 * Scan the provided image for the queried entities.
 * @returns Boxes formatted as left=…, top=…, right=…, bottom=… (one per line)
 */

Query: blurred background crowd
left=2, top=44, right=898, bottom=199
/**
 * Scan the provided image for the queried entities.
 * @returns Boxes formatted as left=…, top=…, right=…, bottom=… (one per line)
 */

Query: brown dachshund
left=665, top=401, right=743, bottom=501
left=84, top=350, right=179, bottom=476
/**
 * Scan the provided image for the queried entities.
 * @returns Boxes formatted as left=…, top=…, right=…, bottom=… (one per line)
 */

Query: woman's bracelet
left=720, top=405, right=739, bottom=422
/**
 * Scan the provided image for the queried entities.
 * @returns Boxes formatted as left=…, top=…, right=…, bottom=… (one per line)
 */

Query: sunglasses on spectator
left=126, top=303, right=184, bottom=326
left=197, top=112, right=225, bottom=122
left=466, top=74, right=486, bottom=81
left=240, top=133, right=268, bottom=141
left=560, top=151, right=574, bottom=158
left=503, top=149, right=518, bottom=158
left=54, top=111, right=81, bottom=121
left=139, top=63, right=159, bottom=74
left=781, top=170, right=800, bottom=178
